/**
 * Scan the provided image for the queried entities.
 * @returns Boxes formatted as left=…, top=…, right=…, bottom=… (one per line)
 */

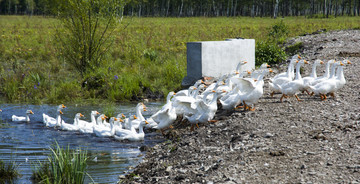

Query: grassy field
left=0, top=16, right=359, bottom=104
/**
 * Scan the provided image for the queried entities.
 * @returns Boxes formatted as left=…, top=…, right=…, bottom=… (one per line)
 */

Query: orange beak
left=145, top=120, right=149, bottom=124
left=30, top=110, right=34, bottom=114
left=267, top=64, right=271, bottom=68
left=347, top=60, right=352, bottom=64
left=59, top=110, right=63, bottom=115
left=80, top=113, right=84, bottom=117
left=96, top=111, right=100, bottom=115
left=121, top=113, right=125, bottom=118
left=304, top=60, right=309, bottom=64
left=247, top=71, right=252, bottom=74
left=340, top=62, right=344, bottom=66
left=298, top=55, right=301, bottom=59
left=320, top=61, right=324, bottom=64
left=62, top=104, right=66, bottom=108
left=133, top=115, right=137, bottom=119
left=244, top=61, right=247, bottom=64
left=269, top=69, right=273, bottom=73
left=212, top=90, right=216, bottom=93
left=114, top=118, right=118, bottom=121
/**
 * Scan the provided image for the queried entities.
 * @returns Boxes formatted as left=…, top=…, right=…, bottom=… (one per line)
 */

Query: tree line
left=0, top=0, right=360, bottom=18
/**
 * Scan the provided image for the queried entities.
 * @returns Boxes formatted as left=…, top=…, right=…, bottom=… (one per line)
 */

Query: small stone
left=165, top=166, right=173, bottom=173
left=264, top=133, right=274, bottom=138
left=207, top=181, right=214, bottom=184
left=264, top=163, right=269, bottom=167
left=240, top=161, right=246, bottom=165
left=301, top=164, right=307, bottom=169
left=308, top=171, right=317, bottom=175
left=118, top=175, right=126, bottom=179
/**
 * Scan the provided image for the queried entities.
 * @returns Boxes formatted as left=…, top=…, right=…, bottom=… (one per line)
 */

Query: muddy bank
left=119, top=29, right=360, bottom=183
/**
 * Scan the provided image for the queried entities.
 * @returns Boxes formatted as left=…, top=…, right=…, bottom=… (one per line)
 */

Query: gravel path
left=119, top=29, right=360, bottom=184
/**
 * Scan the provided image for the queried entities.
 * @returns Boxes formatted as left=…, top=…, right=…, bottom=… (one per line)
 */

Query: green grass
left=0, top=16, right=359, bottom=104
left=0, top=160, right=20, bottom=183
left=32, top=142, right=90, bottom=184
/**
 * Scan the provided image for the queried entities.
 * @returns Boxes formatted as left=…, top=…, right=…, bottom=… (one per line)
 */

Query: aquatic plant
left=0, top=160, right=20, bottom=183
left=32, top=142, right=91, bottom=184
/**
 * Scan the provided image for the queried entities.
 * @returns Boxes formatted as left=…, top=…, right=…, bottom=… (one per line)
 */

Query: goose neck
left=294, top=62, right=302, bottom=80
left=310, top=63, right=318, bottom=78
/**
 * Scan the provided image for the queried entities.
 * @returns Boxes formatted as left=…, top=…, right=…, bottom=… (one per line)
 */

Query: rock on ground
left=119, top=29, right=360, bottom=184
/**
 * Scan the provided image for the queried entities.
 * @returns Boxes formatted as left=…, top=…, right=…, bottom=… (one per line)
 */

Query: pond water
left=0, top=102, right=164, bottom=183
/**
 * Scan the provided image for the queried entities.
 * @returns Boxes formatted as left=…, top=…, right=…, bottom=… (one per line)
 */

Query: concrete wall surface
left=182, top=39, right=255, bottom=87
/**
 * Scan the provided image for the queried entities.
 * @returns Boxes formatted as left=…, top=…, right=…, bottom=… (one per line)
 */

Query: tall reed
left=32, top=142, right=90, bottom=184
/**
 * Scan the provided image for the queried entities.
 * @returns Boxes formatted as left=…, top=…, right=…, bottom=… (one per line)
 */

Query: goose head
left=259, top=63, right=271, bottom=69
left=26, top=110, right=34, bottom=115
left=342, top=59, right=352, bottom=65
left=291, top=54, right=301, bottom=60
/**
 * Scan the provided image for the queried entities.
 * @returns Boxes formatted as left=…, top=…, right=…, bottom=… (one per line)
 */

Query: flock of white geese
left=10, top=55, right=351, bottom=140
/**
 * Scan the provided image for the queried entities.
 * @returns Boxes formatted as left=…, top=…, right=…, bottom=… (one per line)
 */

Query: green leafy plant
left=55, top=0, right=126, bottom=77
left=256, top=41, right=287, bottom=66
left=267, top=20, right=289, bottom=44
left=0, top=160, right=20, bottom=183
left=32, top=142, right=91, bottom=184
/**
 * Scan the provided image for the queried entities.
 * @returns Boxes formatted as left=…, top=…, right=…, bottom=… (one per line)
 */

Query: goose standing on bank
left=12, top=110, right=34, bottom=122
left=310, top=59, right=336, bottom=86
left=302, top=59, right=324, bottom=94
left=147, top=92, right=177, bottom=135
left=276, top=60, right=309, bottom=102
left=184, top=90, right=218, bottom=131
left=269, top=59, right=299, bottom=97
left=309, top=62, right=342, bottom=100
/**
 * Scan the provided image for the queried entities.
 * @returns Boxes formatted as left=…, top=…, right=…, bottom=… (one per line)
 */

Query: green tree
left=55, top=0, right=126, bottom=77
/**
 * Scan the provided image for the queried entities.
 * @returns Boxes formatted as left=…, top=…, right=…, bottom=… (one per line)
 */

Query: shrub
left=256, top=41, right=287, bottom=66
left=267, top=20, right=289, bottom=44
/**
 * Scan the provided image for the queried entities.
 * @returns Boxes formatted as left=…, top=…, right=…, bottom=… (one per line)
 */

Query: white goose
left=269, top=59, right=299, bottom=96
left=93, top=117, right=117, bottom=137
left=175, top=80, right=204, bottom=97
left=301, top=59, right=324, bottom=94
left=220, top=69, right=272, bottom=110
left=172, top=84, right=206, bottom=116
left=310, top=59, right=336, bottom=86
left=276, top=60, right=309, bottom=102
left=309, top=62, right=342, bottom=100
left=78, top=111, right=100, bottom=134
left=114, top=120, right=149, bottom=141
left=237, top=68, right=272, bottom=110
left=61, top=113, right=84, bottom=131
left=184, top=90, right=218, bottom=131
left=43, top=104, right=66, bottom=127
left=251, top=63, right=270, bottom=79
left=273, top=55, right=301, bottom=80
left=147, top=92, right=177, bottom=135
left=126, top=103, right=147, bottom=130
left=334, top=60, right=352, bottom=93
left=12, top=110, right=34, bottom=122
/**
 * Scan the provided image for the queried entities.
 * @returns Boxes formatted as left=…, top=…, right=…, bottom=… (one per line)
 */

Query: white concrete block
left=182, top=39, right=255, bottom=86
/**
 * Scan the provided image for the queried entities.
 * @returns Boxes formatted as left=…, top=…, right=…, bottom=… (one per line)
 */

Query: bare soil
left=119, top=29, right=360, bottom=184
